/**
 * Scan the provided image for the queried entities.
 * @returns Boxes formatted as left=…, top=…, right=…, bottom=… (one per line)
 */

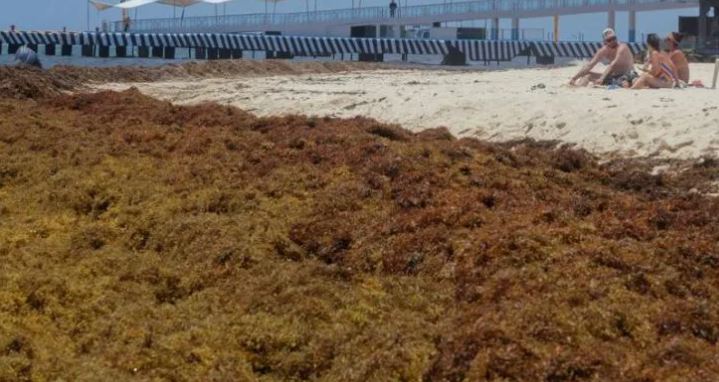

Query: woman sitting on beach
left=666, top=32, right=689, bottom=83
left=630, top=34, right=678, bottom=89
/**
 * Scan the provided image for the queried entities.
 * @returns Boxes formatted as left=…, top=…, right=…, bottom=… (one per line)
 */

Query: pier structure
left=111, top=0, right=699, bottom=43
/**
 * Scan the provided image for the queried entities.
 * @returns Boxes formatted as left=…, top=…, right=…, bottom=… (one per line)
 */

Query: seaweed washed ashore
left=0, top=65, right=718, bottom=381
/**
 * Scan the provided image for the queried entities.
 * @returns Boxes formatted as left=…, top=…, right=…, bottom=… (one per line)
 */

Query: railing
left=113, top=0, right=698, bottom=33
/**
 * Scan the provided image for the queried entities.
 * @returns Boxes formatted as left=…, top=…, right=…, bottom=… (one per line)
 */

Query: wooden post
left=553, top=15, right=559, bottom=42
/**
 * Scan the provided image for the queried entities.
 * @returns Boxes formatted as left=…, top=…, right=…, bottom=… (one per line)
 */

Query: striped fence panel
left=0, top=31, right=648, bottom=62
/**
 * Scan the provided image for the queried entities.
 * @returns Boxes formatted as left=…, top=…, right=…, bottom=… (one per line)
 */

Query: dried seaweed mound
left=0, top=59, right=388, bottom=100
left=0, top=65, right=79, bottom=99
left=0, top=90, right=718, bottom=381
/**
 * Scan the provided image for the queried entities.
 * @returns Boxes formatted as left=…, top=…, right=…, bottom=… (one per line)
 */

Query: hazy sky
left=0, top=0, right=698, bottom=41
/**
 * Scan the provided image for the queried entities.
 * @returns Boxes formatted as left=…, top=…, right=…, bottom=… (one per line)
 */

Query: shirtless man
left=569, top=28, right=635, bottom=87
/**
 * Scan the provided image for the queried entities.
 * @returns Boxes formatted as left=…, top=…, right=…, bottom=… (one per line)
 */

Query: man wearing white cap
left=570, top=28, right=635, bottom=87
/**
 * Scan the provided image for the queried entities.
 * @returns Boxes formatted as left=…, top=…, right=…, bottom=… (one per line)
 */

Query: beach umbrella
left=90, top=0, right=235, bottom=10
left=91, top=0, right=236, bottom=28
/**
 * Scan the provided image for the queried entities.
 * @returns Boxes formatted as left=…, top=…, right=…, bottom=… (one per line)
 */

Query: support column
left=628, top=10, right=636, bottom=43
left=81, top=44, right=94, bottom=57
left=164, top=47, right=176, bottom=59
left=491, top=17, right=500, bottom=40
left=699, top=0, right=710, bottom=47
left=553, top=15, right=559, bottom=42
left=608, top=10, right=616, bottom=30
left=512, top=18, right=520, bottom=41
left=61, top=45, right=73, bottom=56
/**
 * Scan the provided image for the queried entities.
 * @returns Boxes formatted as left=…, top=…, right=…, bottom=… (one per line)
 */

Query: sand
left=95, top=62, right=719, bottom=159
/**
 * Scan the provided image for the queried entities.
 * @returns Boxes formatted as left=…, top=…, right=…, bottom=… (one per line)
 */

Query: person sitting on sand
left=569, top=28, right=635, bottom=87
left=630, top=34, right=677, bottom=89
left=666, top=32, right=689, bottom=83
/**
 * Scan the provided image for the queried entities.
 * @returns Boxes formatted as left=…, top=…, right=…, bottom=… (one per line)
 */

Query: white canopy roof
left=91, top=0, right=235, bottom=11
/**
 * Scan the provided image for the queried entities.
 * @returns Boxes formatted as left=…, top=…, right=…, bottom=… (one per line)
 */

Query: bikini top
left=650, top=52, right=678, bottom=83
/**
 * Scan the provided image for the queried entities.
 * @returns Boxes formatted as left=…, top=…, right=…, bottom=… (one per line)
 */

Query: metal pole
left=87, top=0, right=90, bottom=31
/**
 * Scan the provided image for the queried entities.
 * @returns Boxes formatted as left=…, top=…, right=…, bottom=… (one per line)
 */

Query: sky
left=0, top=0, right=698, bottom=41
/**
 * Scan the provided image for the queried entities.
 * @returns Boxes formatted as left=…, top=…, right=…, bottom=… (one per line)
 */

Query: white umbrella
left=90, top=0, right=234, bottom=10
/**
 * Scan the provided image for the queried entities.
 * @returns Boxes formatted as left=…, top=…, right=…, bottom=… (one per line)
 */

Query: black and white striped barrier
left=531, top=41, right=646, bottom=58
left=0, top=31, right=646, bottom=62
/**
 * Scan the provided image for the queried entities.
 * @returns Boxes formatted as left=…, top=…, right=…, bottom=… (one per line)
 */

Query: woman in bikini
left=665, top=32, right=690, bottom=83
left=631, top=34, right=678, bottom=89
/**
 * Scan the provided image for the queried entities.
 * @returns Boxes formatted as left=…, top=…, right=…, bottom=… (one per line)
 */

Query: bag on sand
left=15, top=46, right=42, bottom=69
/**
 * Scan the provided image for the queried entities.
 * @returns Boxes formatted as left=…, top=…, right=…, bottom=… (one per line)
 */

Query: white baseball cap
left=602, top=28, right=616, bottom=40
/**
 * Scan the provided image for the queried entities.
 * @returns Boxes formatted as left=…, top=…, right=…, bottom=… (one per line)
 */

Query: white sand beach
left=96, top=62, right=719, bottom=159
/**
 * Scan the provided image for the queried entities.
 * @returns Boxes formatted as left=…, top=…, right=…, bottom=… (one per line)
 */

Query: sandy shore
left=96, top=63, right=719, bottom=159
